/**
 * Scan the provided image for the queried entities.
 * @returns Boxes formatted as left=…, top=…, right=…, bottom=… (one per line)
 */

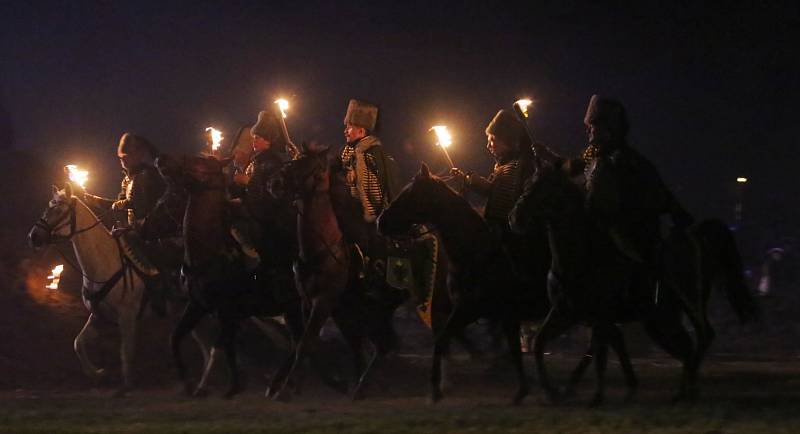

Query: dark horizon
left=2, top=1, right=799, bottom=240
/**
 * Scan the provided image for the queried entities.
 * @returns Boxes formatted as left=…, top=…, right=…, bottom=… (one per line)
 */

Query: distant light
left=736, top=177, right=748, bottom=183
left=46, top=264, right=64, bottom=290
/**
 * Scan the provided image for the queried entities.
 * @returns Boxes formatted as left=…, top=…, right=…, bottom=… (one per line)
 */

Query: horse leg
left=171, top=301, right=207, bottom=395
left=533, top=307, right=575, bottom=404
left=332, top=311, right=371, bottom=400
left=115, top=312, right=138, bottom=397
left=564, top=345, right=594, bottom=400
left=269, top=297, right=333, bottom=401
left=219, top=317, right=243, bottom=399
left=501, top=318, right=529, bottom=405
left=193, top=346, right=221, bottom=397
left=430, top=304, right=474, bottom=403
left=588, top=326, right=610, bottom=407
left=73, top=314, right=107, bottom=383
left=642, top=316, right=696, bottom=402
left=604, top=323, right=638, bottom=403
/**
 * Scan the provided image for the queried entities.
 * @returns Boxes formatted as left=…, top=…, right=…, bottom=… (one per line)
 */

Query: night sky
left=2, top=1, right=799, bottom=243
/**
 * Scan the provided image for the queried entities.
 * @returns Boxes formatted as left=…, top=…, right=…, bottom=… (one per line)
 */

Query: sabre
left=274, top=98, right=300, bottom=159
left=430, top=125, right=455, bottom=169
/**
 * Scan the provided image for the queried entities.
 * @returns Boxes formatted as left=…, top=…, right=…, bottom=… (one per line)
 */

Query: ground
left=2, top=355, right=800, bottom=434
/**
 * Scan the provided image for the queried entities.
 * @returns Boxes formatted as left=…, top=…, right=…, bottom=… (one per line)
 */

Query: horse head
left=377, top=163, right=451, bottom=237
left=156, top=153, right=230, bottom=192
left=509, top=162, right=584, bottom=234
left=271, top=147, right=330, bottom=201
left=29, top=184, right=77, bottom=249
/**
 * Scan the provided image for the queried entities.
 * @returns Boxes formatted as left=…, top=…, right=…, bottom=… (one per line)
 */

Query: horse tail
left=693, top=219, right=760, bottom=323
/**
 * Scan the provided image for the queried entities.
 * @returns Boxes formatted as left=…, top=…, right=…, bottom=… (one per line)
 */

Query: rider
left=451, top=109, right=536, bottom=276
left=232, top=108, right=296, bottom=284
left=534, top=95, right=693, bottom=300
left=339, top=99, right=400, bottom=284
left=82, top=132, right=172, bottom=312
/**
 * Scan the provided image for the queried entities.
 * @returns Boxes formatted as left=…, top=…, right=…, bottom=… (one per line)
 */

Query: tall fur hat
left=343, top=99, right=378, bottom=131
left=584, top=95, right=629, bottom=136
left=251, top=109, right=284, bottom=144
left=117, top=132, right=158, bottom=158
left=485, top=109, right=525, bottom=146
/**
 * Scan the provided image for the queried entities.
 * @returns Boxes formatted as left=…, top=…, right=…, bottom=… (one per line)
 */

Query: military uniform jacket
left=85, top=164, right=165, bottom=226
left=244, top=149, right=287, bottom=223
left=340, top=136, right=396, bottom=223
left=468, top=157, right=530, bottom=228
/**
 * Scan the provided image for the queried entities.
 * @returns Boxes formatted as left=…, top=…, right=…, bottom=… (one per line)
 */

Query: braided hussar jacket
left=340, top=136, right=392, bottom=223
left=468, top=158, right=529, bottom=228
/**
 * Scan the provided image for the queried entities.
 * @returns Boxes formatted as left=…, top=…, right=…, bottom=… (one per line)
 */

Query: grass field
left=2, top=356, right=800, bottom=434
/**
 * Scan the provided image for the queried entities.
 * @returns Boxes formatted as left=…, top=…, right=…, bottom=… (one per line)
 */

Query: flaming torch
left=205, top=127, right=224, bottom=156
left=274, top=98, right=300, bottom=159
left=45, top=264, right=64, bottom=290
left=430, top=125, right=455, bottom=169
left=65, top=164, right=89, bottom=189
left=514, top=98, right=533, bottom=118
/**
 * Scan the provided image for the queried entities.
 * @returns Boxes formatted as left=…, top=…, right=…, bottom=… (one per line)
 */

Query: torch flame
left=274, top=99, right=289, bottom=119
left=65, top=165, right=89, bottom=189
left=736, top=177, right=748, bottom=183
left=514, top=98, right=533, bottom=118
left=430, top=126, right=452, bottom=148
left=205, top=127, right=224, bottom=152
left=46, top=264, right=64, bottom=290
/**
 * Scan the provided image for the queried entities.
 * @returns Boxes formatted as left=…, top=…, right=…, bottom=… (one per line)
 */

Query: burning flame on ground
left=46, top=265, right=64, bottom=290
left=430, top=126, right=452, bottom=148
left=275, top=99, right=289, bottom=118
left=65, top=165, right=89, bottom=189
left=205, top=127, right=224, bottom=152
left=515, top=98, right=533, bottom=118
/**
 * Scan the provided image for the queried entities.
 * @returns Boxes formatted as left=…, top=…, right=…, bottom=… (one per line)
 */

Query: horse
left=264, top=148, right=397, bottom=401
left=508, top=161, right=759, bottom=403
left=28, top=183, right=183, bottom=395
left=377, top=163, right=557, bottom=404
left=155, top=153, right=338, bottom=398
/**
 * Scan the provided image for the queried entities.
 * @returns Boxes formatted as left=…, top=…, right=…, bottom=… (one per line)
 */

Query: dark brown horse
left=265, top=148, right=396, bottom=401
left=378, top=164, right=555, bottom=404
left=156, top=153, right=331, bottom=398
left=509, top=162, right=759, bottom=403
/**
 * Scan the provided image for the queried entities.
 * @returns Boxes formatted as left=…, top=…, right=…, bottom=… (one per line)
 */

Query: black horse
left=156, top=153, right=342, bottom=398
left=509, top=161, right=759, bottom=403
left=377, top=163, right=557, bottom=404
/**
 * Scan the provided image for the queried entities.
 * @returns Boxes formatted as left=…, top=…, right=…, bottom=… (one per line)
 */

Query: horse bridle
left=34, top=197, right=108, bottom=244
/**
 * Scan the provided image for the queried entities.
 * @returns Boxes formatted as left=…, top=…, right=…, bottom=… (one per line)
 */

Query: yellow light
left=65, top=165, right=89, bottom=189
left=736, top=177, right=748, bottom=183
left=274, top=99, right=289, bottom=118
left=205, top=127, right=224, bottom=152
left=514, top=98, right=533, bottom=118
left=430, top=125, right=452, bottom=148
left=46, top=264, right=64, bottom=290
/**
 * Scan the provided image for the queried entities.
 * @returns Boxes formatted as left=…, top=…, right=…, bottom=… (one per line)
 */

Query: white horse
left=28, top=184, right=292, bottom=396
left=27, top=184, right=217, bottom=395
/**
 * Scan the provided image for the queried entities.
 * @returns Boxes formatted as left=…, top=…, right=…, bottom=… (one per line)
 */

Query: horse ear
left=52, top=184, right=59, bottom=195
left=64, top=181, right=73, bottom=198
left=418, top=163, right=431, bottom=178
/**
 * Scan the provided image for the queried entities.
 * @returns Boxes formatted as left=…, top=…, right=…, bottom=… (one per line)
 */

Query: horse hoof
left=193, top=386, right=209, bottom=398
left=512, top=388, right=529, bottom=406
left=429, top=389, right=443, bottom=404
left=112, top=387, right=131, bottom=398
left=588, top=395, right=604, bottom=408
left=350, top=385, right=366, bottom=401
